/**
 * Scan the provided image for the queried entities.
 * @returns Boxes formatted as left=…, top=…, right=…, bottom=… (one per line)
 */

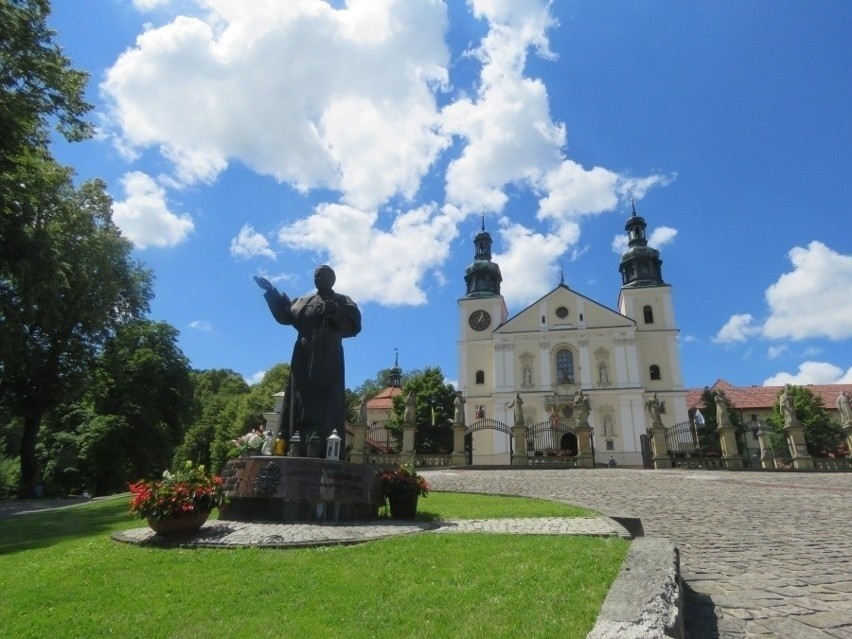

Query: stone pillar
left=451, top=421, right=466, bottom=466
left=575, top=424, right=594, bottom=468
left=843, top=424, right=852, bottom=459
left=784, top=421, right=813, bottom=470
left=648, top=424, right=670, bottom=470
left=263, top=411, right=281, bottom=438
left=756, top=430, right=774, bottom=470
left=511, top=424, right=529, bottom=466
left=349, top=418, right=367, bottom=465
left=717, top=423, right=743, bottom=470
left=402, top=394, right=416, bottom=455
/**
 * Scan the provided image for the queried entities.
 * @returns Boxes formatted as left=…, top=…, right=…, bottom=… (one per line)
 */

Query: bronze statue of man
left=254, top=265, right=361, bottom=457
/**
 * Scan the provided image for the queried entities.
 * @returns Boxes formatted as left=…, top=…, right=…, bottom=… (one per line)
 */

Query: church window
left=643, top=305, right=654, bottom=324
left=649, top=365, right=661, bottom=381
left=556, top=306, right=569, bottom=319
left=555, top=349, right=575, bottom=384
left=605, top=440, right=615, bottom=451
left=475, top=370, right=485, bottom=384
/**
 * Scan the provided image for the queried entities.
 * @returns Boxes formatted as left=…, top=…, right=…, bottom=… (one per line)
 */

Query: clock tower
left=458, top=219, right=507, bottom=416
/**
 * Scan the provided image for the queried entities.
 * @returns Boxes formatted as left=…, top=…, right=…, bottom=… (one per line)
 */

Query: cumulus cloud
left=103, top=0, right=674, bottom=306
left=715, top=242, right=852, bottom=345
left=188, top=320, right=214, bottom=332
left=277, top=202, right=461, bottom=306
left=762, top=242, right=852, bottom=341
left=102, top=0, right=451, bottom=208
left=713, top=313, right=758, bottom=344
left=763, top=361, right=852, bottom=386
left=112, top=171, right=194, bottom=248
left=230, top=225, right=276, bottom=260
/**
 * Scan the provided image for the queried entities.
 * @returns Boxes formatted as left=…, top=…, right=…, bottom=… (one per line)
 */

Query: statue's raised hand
left=253, top=275, right=274, bottom=292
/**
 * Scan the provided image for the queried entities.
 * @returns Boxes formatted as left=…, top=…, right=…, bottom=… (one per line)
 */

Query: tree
left=767, top=385, right=844, bottom=456
left=391, top=367, right=456, bottom=453
left=0, top=177, right=153, bottom=493
left=0, top=0, right=150, bottom=494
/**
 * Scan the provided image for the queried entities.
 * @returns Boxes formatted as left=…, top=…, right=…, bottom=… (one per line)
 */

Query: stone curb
left=586, top=537, right=685, bottom=639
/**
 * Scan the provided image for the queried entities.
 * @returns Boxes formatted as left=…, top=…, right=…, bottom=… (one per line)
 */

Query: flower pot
left=387, top=494, right=418, bottom=520
left=147, top=509, right=210, bottom=536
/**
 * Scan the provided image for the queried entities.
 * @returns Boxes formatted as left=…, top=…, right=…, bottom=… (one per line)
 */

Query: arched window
left=475, top=370, right=485, bottom=384
left=649, top=365, right=661, bottom=381
left=643, top=305, right=654, bottom=324
left=555, top=349, right=575, bottom=384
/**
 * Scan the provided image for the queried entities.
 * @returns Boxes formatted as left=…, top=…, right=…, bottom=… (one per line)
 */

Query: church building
left=457, top=205, right=688, bottom=467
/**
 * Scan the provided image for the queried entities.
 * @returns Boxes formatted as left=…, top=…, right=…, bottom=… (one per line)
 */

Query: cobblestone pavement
left=420, top=468, right=852, bottom=639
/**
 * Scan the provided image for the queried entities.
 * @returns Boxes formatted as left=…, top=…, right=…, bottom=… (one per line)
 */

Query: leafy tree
left=766, top=385, right=844, bottom=456
left=175, top=369, right=249, bottom=470
left=209, top=364, right=290, bottom=471
left=391, top=367, right=456, bottom=453
left=87, top=320, right=193, bottom=485
left=0, top=0, right=151, bottom=494
left=0, top=177, right=152, bottom=494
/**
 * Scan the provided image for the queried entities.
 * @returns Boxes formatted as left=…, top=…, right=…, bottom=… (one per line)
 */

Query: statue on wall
left=645, top=392, right=663, bottom=427
left=403, top=390, right=416, bottom=425
left=573, top=390, right=591, bottom=426
left=598, top=363, right=609, bottom=385
left=836, top=390, right=852, bottom=426
left=254, top=265, right=361, bottom=457
left=453, top=392, right=466, bottom=426
left=779, top=385, right=798, bottom=429
left=716, top=390, right=734, bottom=430
left=508, top=393, right=525, bottom=426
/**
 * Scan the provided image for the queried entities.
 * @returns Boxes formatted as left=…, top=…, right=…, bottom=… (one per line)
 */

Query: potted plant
left=228, top=429, right=266, bottom=458
left=129, top=461, right=226, bottom=535
left=376, top=463, right=429, bottom=520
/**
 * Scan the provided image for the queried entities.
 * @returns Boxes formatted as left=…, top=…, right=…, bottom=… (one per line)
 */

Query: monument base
left=219, top=457, right=383, bottom=523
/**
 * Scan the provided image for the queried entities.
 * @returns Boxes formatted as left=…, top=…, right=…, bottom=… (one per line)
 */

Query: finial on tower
left=481, top=213, right=485, bottom=231
left=631, top=196, right=637, bottom=217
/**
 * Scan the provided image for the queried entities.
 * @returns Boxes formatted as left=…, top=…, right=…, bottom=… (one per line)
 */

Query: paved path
left=421, top=468, right=852, bottom=639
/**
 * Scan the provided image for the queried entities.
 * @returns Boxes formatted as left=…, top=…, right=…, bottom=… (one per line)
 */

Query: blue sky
left=47, top=0, right=852, bottom=391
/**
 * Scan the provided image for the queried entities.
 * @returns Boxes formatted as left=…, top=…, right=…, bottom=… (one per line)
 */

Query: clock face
left=468, top=310, right=492, bottom=331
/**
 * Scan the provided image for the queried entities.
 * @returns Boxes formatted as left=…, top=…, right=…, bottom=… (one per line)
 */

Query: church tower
left=458, top=219, right=507, bottom=418
left=617, top=202, right=686, bottom=409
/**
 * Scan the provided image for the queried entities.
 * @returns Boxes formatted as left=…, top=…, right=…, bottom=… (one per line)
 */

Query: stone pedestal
left=784, top=423, right=814, bottom=470
left=575, top=424, right=594, bottom=469
left=349, top=420, right=367, bottom=465
left=756, top=430, right=774, bottom=470
left=451, top=422, right=466, bottom=466
left=717, top=425, right=743, bottom=470
left=511, top=424, right=528, bottom=466
left=648, top=423, right=669, bottom=470
left=219, top=457, right=382, bottom=523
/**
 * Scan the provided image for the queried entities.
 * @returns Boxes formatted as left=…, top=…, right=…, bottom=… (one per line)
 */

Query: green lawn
left=0, top=494, right=627, bottom=639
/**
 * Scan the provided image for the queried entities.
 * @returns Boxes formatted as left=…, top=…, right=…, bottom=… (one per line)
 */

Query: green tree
left=767, top=385, right=844, bottom=456
left=391, top=367, right=456, bottom=453
left=86, top=320, right=193, bottom=488
left=0, top=0, right=151, bottom=494
left=0, top=177, right=152, bottom=494
left=176, top=369, right=249, bottom=470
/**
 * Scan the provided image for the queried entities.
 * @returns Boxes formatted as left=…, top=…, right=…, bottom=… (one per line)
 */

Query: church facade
left=457, top=207, right=688, bottom=467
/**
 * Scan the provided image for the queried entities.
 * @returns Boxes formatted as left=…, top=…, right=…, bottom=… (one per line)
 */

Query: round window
left=555, top=306, right=569, bottom=319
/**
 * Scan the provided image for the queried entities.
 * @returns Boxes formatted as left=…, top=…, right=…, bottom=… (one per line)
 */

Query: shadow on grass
left=0, top=500, right=130, bottom=556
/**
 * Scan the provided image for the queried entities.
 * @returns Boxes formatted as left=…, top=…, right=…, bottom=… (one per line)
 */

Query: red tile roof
left=687, top=379, right=852, bottom=412
left=366, top=385, right=403, bottom=410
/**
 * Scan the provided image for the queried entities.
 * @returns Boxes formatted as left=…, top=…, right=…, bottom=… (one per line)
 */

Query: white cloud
left=102, top=0, right=451, bottom=208
left=714, top=242, right=852, bottom=346
left=277, top=202, right=461, bottom=306
left=112, top=171, right=194, bottom=248
left=245, top=370, right=266, bottom=386
left=762, top=242, right=852, bottom=341
left=230, top=225, right=276, bottom=261
left=188, top=320, right=214, bottom=332
left=767, top=345, right=788, bottom=360
left=713, top=313, right=758, bottom=344
left=132, top=0, right=170, bottom=11
left=763, top=361, right=852, bottom=386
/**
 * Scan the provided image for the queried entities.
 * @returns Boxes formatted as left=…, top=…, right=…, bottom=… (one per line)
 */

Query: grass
left=0, top=493, right=627, bottom=639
